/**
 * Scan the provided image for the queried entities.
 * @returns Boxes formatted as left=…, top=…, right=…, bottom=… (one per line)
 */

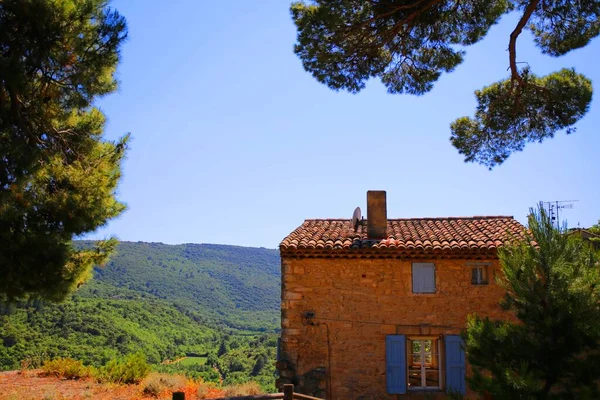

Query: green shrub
left=153, top=363, right=221, bottom=383
left=41, top=358, right=93, bottom=380
left=98, top=353, right=151, bottom=384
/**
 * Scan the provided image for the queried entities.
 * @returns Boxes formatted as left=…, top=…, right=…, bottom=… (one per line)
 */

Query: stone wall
left=277, top=256, right=513, bottom=399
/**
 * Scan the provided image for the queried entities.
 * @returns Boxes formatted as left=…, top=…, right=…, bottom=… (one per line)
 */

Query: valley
left=0, top=241, right=281, bottom=392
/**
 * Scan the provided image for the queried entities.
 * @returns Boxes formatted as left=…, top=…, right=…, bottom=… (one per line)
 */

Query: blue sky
left=87, top=1, right=600, bottom=248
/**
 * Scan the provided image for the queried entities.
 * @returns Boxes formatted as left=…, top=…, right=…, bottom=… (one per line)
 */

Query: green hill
left=83, top=241, right=281, bottom=330
left=0, top=241, right=281, bottom=389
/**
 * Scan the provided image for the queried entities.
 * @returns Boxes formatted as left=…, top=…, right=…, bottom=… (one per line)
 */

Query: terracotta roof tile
left=280, top=216, right=526, bottom=257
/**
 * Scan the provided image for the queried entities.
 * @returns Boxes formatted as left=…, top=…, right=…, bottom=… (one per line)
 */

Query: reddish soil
left=0, top=370, right=164, bottom=400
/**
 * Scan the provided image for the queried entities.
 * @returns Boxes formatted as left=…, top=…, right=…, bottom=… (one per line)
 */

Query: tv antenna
left=541, top=200, right=578, bottom=228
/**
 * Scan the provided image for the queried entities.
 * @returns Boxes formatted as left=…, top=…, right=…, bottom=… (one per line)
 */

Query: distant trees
left=0, top=287, right=219, bottom=370
left=0, top=0, right=128, bottom=301
left=589, top=221, right=600, bottom=243
left=466, top=208, right=600, bottom=398
left=290, top=1, right=598, bottom=168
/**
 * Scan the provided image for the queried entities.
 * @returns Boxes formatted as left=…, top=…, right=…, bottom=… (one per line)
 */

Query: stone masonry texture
left=278, top=256, right=514, bottom=400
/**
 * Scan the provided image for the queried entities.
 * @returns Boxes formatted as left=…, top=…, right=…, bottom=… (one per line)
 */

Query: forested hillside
left=0, top=242, right=281, bottom=390
left=84, top=241, right=281, bottom=330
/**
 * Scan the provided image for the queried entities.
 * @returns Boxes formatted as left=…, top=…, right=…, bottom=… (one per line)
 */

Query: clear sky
left=86, top=1, right=600, bottom=249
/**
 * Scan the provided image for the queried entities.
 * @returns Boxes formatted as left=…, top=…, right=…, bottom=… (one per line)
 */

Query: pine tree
left=290, top=1, right=597, bottom=168
left=466, top=208, right=600, bottom=399
left=0, top=0, right=128, bottom=301
left=217, top=341, right=227, bottom=357
left=251, top=355, right=266, bottom=376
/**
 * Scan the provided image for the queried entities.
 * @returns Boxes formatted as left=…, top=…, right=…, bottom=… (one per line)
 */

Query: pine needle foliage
left=290, top=0, right=598, bottom=168
left=466, top=208, right=600, bottom=399
left=0, top=0, right=128, bottom=301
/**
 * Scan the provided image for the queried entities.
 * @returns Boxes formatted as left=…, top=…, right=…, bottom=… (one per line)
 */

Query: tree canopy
left=0, top=0, right=128, bottom=301
left=590, top=220, right=600, bottom=236
left=466, top=208, right=600, bottom=398
left=589, top=220, right=600, bottom=246
left=290, top=0, right=597, bottom=168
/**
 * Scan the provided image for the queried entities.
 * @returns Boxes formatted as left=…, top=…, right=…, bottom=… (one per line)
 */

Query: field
left=177, top=357, right=207, bottom=367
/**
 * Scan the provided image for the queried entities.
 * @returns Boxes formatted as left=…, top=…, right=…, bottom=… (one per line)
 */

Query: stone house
left=568, top=228, right=600, bottom=250
left=277, top=191, right=526, bottom=399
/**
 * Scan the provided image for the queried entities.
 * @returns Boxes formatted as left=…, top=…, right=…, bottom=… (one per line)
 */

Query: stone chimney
left=367, top=190, right=387, bottom=239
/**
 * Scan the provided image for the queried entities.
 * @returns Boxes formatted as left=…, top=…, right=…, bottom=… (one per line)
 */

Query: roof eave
left=279, top=247, right=499, bottom=259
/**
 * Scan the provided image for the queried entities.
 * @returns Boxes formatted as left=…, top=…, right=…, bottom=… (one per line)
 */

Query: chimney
left=367, top=190, right=387, bottom=239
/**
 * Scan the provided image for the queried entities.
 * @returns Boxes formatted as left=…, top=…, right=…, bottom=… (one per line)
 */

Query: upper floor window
left=412, top=263, right=435, bottom=293
left=470, top=263, right=489, bottom=285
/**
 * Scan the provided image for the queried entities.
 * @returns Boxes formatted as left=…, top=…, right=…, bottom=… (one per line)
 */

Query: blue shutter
left=422, top=264, right=435, bottom=293
left=413, top=263, right=436, bottom=293
left=386, top=335, right=406, bottom=394
left=445, top=335, right=466, bottom=395
left=412, top=265, right=423, bottom=293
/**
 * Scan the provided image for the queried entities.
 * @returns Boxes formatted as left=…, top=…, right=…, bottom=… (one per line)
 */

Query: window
left=412, top=263, right=436, bottom=293
left=386, top=335, right=466, bottom=395
left=407, top=338, right=441, bottom=390
left=470, top=263, right=489, bottom=285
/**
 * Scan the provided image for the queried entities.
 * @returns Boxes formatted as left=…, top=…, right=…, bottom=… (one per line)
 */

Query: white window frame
left=407, top=336, right=442, bottom=391
left=412, top=263, right=436, bottom=293
left=468, top=262, right=490, bottom=285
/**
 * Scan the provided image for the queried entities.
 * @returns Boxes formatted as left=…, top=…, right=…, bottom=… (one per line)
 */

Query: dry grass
left=141, top=373, right=187, bottom=397
left=222, top=382, right=263, bottom=397
left=0, top=370, right=264, bottom=400
left=196, top=382, right=225, bottom=399
left=0, top=370, right=166, bottom=400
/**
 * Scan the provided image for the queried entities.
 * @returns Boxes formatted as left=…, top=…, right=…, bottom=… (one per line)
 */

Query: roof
left=567, top=228, right=600, bottom=249
left=280, top=216, right=527, bottom=258
left=567, top=228, right=600, bottom=238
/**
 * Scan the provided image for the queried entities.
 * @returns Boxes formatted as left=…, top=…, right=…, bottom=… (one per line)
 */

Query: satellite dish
left=352, top=207, right=362, bottom=232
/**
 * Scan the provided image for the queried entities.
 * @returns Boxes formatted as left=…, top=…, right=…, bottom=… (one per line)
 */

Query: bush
left=222, top=382, right=263, bottom=396
left=41, top=358, right=93, bottom=380
left=196, top=384, right=210, bottom=399
left=196, top=382, right=224, bottom=399
left=98, top=353, right=151, bottom=384
left=142, top=373, right=187, bottom=397
left=153, top=363, right=221, bottom=383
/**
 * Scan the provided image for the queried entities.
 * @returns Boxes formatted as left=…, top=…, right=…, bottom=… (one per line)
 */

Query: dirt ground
left=0, top=370, right=163, bottom=400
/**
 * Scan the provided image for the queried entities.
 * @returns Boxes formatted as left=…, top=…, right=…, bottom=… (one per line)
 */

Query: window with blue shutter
left=386, top=335, right=406, bottom=394
left=412, top=263, right=436, bottom=293
left=445, top=335, right=466, bottom=395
